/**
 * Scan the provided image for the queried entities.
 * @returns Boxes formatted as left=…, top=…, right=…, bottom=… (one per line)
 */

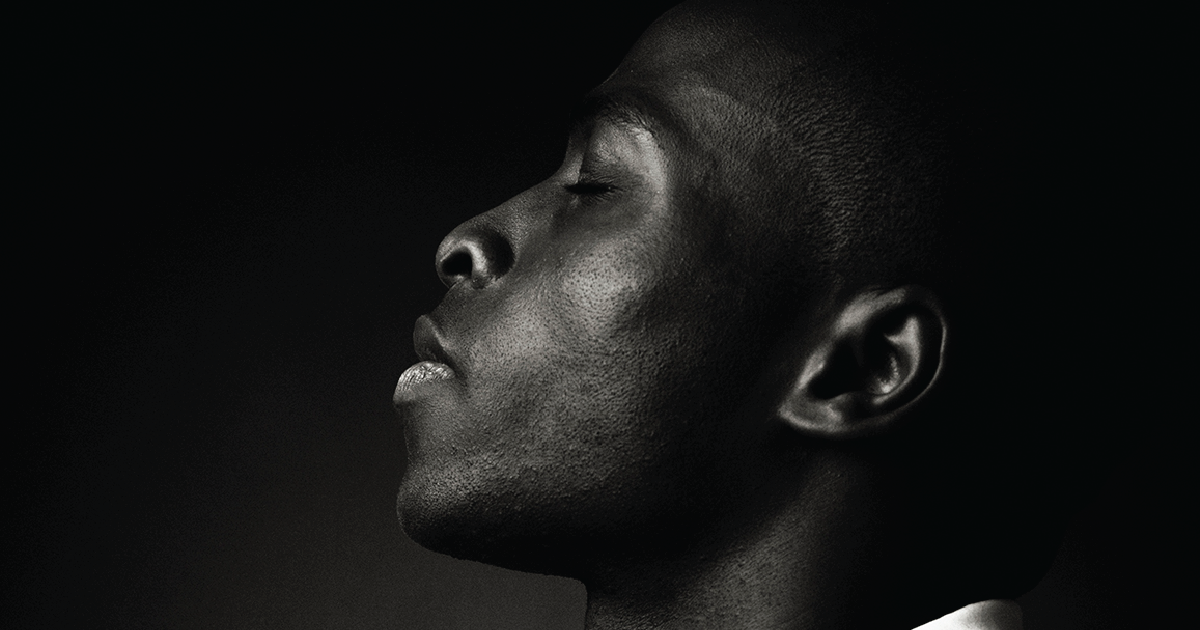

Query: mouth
left=393, top=315, right=458, bottom=407
left=394, top=361, right=455, bottom=400
left=412, top=315, right=454, bottom=367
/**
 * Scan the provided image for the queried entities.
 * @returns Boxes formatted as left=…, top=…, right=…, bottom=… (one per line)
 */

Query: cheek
left=551, top=231, right=685, bottom=340
left=433, top=250, right=709, bottom=463
left=399, top=229, right=770, bottom=555
left=465, top=260, right=676, bottom=463
left=488, top=238, right=753, bottom=464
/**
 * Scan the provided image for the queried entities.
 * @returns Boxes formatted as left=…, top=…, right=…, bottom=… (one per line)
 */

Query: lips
left=412, top=315, right=454, bottom=368
left=394, top=360, right=455, bottom=397
left=394, top=315, right=458, bottom=406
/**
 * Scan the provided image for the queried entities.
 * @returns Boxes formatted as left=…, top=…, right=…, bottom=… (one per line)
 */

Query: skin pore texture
left=394, top=1, right=1078, bottom=628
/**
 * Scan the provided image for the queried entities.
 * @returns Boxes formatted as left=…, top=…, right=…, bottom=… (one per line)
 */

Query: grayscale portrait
left=18, top=1, right=1176, bottom=628
left=390, top=1, right=1169, bottom=629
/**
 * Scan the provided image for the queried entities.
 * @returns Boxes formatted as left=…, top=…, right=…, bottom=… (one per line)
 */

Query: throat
left=575, top=457, right=970, bottom=630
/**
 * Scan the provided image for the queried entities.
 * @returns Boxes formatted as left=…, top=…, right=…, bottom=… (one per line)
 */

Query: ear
left=777, top=285, right=947, bottom=440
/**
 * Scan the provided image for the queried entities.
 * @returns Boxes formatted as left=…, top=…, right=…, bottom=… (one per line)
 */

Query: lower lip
left=394, top=361, right=455, bottom=402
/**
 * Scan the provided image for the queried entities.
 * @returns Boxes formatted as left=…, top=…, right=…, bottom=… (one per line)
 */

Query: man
left=393, top=1, right=1110, bottom=628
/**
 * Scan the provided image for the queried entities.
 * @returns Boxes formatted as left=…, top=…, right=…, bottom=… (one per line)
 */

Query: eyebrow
left=569, top=92, right=667, bottom=138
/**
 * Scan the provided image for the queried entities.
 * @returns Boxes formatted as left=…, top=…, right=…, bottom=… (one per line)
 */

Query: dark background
left=13, top=5, right=1178, bottom=629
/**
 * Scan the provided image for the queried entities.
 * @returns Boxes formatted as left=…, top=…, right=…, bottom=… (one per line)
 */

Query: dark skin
left=394, top=1, right=1043, bottom=628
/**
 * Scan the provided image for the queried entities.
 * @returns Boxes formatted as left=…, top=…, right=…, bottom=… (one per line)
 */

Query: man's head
left=394, top=0, right=1092, bottom=604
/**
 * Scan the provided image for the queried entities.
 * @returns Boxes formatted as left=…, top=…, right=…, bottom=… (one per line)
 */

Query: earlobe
left=777, top=286, right=946, bottom=440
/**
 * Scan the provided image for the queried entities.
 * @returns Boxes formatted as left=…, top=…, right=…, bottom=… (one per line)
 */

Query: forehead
left=608, top=1, right=825, bottom=95
left=616, top=1, right=787, bottom=78
left=559, top=12, right=816, bottom=306
left=578, top=0, right=950, bottom=290
left=584, top=3, right=820, bottom=166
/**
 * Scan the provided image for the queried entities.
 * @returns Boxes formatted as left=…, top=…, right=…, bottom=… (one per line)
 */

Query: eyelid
left=560, top=123, right=641, bottom=201
left=564, top=176, right=617, bottom=197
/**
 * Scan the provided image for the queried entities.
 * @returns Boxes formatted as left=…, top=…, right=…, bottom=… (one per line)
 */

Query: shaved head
left=604, top=0, right=1033, bottom=308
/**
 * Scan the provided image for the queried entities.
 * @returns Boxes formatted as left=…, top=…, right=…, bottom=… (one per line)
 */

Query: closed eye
left=564, top=180, right=617, bottom=197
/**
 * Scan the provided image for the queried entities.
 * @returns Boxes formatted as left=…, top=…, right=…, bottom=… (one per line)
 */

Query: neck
left=576, top=453, right=962, bottom=630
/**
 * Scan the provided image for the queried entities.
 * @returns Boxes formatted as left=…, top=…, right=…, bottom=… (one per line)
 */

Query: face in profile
left=394, top=2, right=1100, bottom=626
left=392, top=5, right=817, bottom=573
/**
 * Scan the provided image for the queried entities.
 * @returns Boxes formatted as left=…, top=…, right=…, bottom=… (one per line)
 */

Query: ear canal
left=776, top=286, right=946, bottom=440
left=807, top=341, right=863, bottom=401
left=806, top=312, right=907, bottom=400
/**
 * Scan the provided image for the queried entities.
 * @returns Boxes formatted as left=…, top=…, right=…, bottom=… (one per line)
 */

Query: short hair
left=661, top=0, right=1119, bottom=598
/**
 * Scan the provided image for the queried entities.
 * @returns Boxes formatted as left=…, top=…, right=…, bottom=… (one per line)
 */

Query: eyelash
left=564, top=178, right=617, bottom=199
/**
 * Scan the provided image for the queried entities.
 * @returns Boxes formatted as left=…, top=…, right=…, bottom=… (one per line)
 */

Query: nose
left=435, top=219, right=514, bottom=289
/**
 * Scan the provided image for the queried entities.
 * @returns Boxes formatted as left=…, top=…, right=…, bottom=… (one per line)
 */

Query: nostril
left=439, top=249, right=474, bottom=286
left=435, top=224, right=515, bottom=289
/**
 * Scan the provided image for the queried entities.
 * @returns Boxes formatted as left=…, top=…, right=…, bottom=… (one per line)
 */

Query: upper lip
left=413, top=315, right=457, bottom=373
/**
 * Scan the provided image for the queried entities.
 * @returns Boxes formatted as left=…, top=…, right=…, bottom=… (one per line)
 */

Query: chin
left=396, top=465, right=597, bottom=576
